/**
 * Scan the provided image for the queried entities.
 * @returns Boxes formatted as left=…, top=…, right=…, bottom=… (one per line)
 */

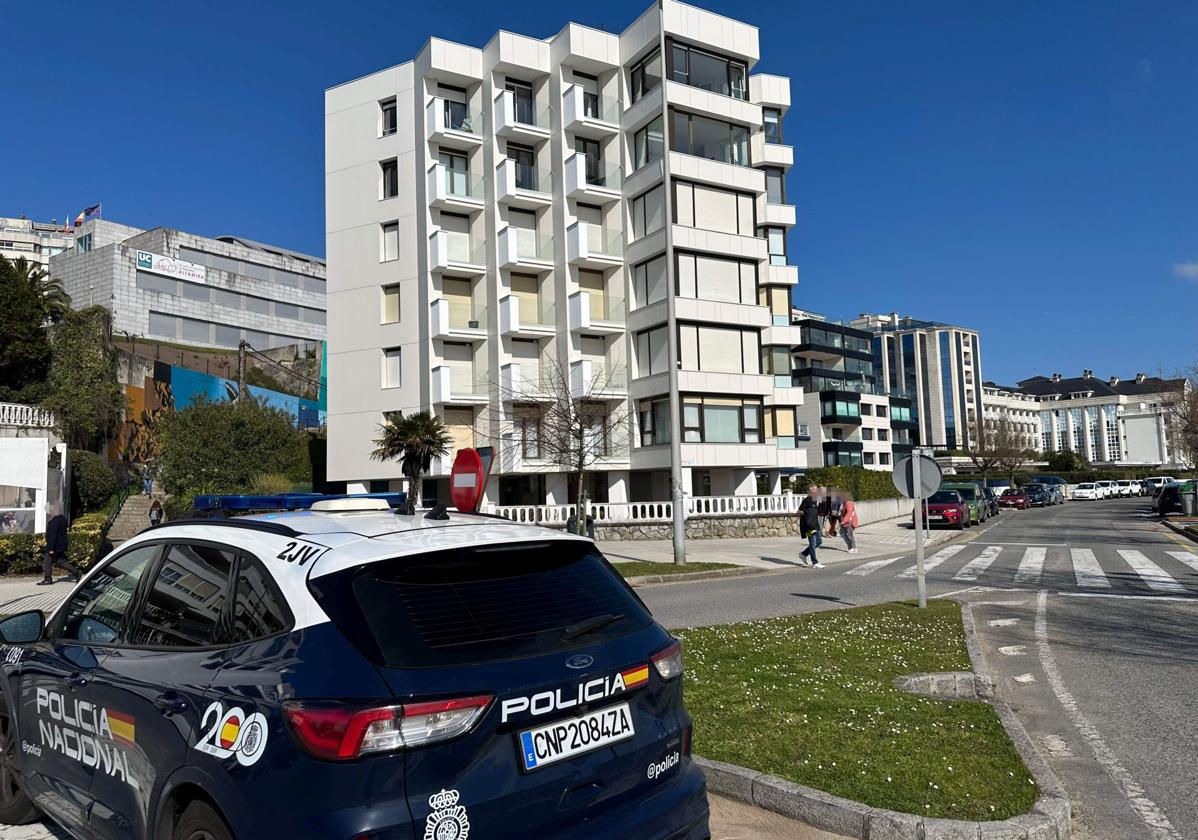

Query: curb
left=696, top=602, right=1071, bottom=839
left=1161, top=519, right=1198, bottom=544
left=625, top=566, right=770, bottom=587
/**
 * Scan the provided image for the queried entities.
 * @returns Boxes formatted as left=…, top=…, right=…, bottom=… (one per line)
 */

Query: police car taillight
left=651, top=641, right=684, bottom=680
left=284, top=695, right=493, bottom=761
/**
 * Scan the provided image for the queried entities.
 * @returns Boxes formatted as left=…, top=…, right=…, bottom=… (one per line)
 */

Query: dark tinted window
left=311, top=542, right=653, bottom=667
left=129, top=544, right=234, bottom=648
left=232, top=555, right=292, bottom=642
left=928, top=491, right=961, bottom=504
left=56, top=545, right=157, bottom=644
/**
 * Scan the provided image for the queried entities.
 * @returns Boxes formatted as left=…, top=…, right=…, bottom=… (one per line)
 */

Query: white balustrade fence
left=486, top=494, right=800, bottom=526
left=0, top=402, right=55, bottom=429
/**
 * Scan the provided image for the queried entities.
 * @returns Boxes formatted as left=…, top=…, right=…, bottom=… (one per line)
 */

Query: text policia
left=35, top=687, right=140, bottom=790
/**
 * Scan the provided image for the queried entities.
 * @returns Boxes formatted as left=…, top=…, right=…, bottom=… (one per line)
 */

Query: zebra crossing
left=843, top=542, right=1198, bottom=595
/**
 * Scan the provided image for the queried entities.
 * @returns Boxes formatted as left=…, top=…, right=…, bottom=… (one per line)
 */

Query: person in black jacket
left=39, top=511, right=81, bottom=586
left=798, top=486, right=825, bottom=568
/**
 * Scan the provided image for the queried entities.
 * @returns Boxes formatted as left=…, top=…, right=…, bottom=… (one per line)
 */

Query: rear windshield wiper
left=560, top=613, right=623, bottom=642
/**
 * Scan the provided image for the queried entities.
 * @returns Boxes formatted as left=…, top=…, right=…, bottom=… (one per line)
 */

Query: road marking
left=897, top=544, right=965, bottom=578
left=1117, top=550, right=1186, bottom=593
left=975, top=542, right=1067, bottom=547
left=1165, top=551, right=1198, bottom=574
left=988, top=618, right=1019, bottom=627
left=1070, top=548, right=1110, bottom=588
left=1012, top=672, right=1036, bottom=683
left=1036, top=590, right=1182, bottom=839
left=1014, top=546, right=1047, bottom=583
left=953, top=545, right=1002, bottom=581
left=844, top=556, right=901, bottom=576
left=1058, top=592, right=1196, bottom=603
left=999, top=645, right=1026, bottom=656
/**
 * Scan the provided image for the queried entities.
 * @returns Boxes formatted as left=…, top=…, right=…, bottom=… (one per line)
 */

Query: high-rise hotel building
left=325, top=0, right=803, bottom=505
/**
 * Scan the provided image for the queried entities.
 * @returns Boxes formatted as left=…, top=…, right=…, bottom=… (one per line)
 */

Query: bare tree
left=968, top=413, right=1031, bottom=483
left=1161, top=373, right=1197, bottom=469
left=481, top=358, right=630, bottom=534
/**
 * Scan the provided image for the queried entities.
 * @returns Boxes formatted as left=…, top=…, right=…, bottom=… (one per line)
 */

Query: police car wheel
left=173, top=800, right=233, bottom=840
left=0, top=695, right=40, bottom=825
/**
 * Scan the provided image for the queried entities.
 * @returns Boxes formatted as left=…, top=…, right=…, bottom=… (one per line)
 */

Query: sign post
left=892, top=450, right=943, bottom=609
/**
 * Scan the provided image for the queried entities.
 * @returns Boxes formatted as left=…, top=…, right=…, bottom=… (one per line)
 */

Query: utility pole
left=912, top=450, right=927, bottom=609
left=237, top=340, right=247, bottom=405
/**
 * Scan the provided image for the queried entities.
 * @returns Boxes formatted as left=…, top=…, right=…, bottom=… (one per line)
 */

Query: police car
left=0, top=483, right=709, bottom=840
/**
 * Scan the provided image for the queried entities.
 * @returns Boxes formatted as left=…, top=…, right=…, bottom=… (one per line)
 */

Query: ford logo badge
left=565, top=654, right=594, bottom=670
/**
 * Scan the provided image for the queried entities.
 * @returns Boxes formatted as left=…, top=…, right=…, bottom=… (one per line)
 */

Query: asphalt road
left=643, top=497, right=1198, bottom=840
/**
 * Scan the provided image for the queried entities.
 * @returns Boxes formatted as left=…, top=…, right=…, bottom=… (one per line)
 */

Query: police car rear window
left=309, top=541, right=652, bottom=668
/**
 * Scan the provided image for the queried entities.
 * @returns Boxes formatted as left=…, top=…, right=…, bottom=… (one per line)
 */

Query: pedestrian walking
left=826, top=493, right=843, bottom=537
left=798, top=485, right=824, bottom=568
left=840, top=494, right=859, bottom=554
left=38, top=511, right=81, bottom=586
left=142, top=466, right=154, bottom=496
left=149, top=499, right=164, bottom=527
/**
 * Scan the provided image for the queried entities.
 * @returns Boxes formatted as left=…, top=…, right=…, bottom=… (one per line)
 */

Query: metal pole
left=913, top=452, right=927, bottom=608
left=237, top=340, right=247, bottom=405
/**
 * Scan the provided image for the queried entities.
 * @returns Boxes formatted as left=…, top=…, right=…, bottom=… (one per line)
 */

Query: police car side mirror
left=0, top=610, right=45, bottom=645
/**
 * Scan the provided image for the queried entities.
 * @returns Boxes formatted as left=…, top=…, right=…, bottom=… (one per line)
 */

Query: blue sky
left=2, top=0, right=1195, bottom=384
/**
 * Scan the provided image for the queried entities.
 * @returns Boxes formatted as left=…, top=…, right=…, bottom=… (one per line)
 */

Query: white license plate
left=927, top=514, right=943, bottom=521
left=518, top=703, right=635, bottom=771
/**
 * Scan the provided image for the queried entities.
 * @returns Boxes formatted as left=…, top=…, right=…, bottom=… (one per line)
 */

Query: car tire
left=173, top=800, right=234, bottom=840
left=0, top=694, right=41, bottom=826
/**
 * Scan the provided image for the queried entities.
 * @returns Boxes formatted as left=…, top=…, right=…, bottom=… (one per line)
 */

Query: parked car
left=942, top=482, right=988, bottom=524
left=1024, top=483, right=1050, bottom=506
left=0, top=492, right=710, bottom=840
left=1145, top=476, right=1176, bottom=495
left=1072, top=482, right=1099, bottom=500
left=981, top=487, right=1001, bottom=517
left=919, top=489, right=971, bottom=530
left=1030, top=476, right=1068, bottom=501
left=1116, top=479, right=1137, bottom=497
left=1095, top=480, right=1114, bottom=499
left=1047, top=485, right=1065, bottom=505
left=999, top=488, right=1030, bottom=509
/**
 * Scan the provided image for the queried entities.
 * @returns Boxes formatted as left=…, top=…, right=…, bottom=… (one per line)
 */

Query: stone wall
left=592, top=514, right=807, bottom=542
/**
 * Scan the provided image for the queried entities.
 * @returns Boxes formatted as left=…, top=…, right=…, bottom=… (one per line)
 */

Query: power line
left=242, top=343, right=323, bottom=391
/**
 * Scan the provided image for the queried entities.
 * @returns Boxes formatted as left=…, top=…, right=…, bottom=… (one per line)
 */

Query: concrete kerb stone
left=624, top=565, right=771, bottom=587
left=695, top=600, right=1071, bottom=840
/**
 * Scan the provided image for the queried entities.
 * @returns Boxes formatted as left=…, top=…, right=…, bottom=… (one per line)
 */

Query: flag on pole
left=74, top=203, right=101, bottom=226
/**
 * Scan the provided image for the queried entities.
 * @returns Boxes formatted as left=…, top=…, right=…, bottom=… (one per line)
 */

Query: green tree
left=371, top=411, right=452, bottom=509
left=41, top=306, right=123, bottom=451
left=0, top=256, right=56, bottom=399
left=1046, top=450, right=1091, bottom=472
left=156, top=396, right=312, bottom=494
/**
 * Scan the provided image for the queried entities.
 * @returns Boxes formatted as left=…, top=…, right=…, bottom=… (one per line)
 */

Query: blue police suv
left=0, top=496, right=709, bottom=840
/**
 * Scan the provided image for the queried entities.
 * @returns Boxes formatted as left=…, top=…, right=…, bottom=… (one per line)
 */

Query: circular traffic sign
left=892, top=454, right=943, bottom=500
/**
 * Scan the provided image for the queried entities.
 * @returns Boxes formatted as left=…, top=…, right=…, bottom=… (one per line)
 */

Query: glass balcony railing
left=504, top=93, right=551, bottom=130
left=448, top=367, right=489, bottom=396
left=446, top=302, right=488, bottom=331
left=443, top=230, right=485, bottom=265
left=583, top=160, right=622, bottom=190
left=514, top=228, right=553, bottom=262
left=582, top=223, right=623, bottom=258
left=579, top=91, right=621, bottom=124
left=512, top=163, right=553, bottom=193
left=436, top=98, right=484, bottom=135
left=440, top=167, right=484, bottom=200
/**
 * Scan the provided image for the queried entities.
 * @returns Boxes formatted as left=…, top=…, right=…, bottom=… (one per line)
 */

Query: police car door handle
left=64, top=673, right=88, bottom=690
left=154, top=694, right=188, bottom=716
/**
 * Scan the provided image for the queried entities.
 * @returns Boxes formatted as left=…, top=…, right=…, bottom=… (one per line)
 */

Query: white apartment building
left=980, top=383, right=1043, bottom=453
left=51, top=219, right=326, bottom=350
left=853, top=313, right=983, bottom=453
left=985, top=371, right=1188, bottom=468
left=1, top=216, right=73, bottom=270
left=325, top=0, right=803, bottom=505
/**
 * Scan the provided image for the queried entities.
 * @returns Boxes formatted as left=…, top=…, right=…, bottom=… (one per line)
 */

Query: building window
left=381, top=222, right=399, bottom=262
left=632, top=254, right=668, bottom=308
left=631, top=185, right=665, bottom=239
left=380, top=159, right=398, bottom=199
left=764, top=167, right=785, bottom=204
left=505, top=79, right=535, bottom=125
left=440, top=150, right=469, bottom=196
left=678, top=323, right=760, bottom=374
left=634, top=115, right=664, bottom=169
left=630, top=49, right=662, bottom=103
left=879, top=453, right=891, bottom=465
left=675, top=252, right=756, bottom=304
left=762, top=226, right=787, bottom=265
left=382, top=347, right=402, bottom=388
left=863, top=452, right=875, bottom=465
left=862, top=428, right=873, bottom=440
left=673, top=180, right=755, bottom=235
left=877, top=405, right=888, bottom=417
left=667, top=41, right=747, bottom=100
left=670, top=110, right=748, bottom=166
left=381, top=284, right=400, bottom=324
left=638, top=398, right=672, bottom=447
left=516, top=407, right=541, bottom=459
left=75, top=233, right=93, bottom=253
left=681, top=396, right=763, bottom=443
left=507, top=144, right=537, bottom=190
left=878, top=428, right=889, bottom=441
left=763, top=107, right=782, bottom=144
left=634, top=325, right=669, bottom=377
left=380, top=98, right=397, bottom=136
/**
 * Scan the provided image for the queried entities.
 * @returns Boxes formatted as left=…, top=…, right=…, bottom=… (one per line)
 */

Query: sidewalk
left=0, top=576, right=72, bottom=617
left=600, top=517, right=953, bottom=570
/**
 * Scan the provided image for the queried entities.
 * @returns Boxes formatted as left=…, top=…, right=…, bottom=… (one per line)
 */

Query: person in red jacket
left=840, top=494, right=860, bottom=554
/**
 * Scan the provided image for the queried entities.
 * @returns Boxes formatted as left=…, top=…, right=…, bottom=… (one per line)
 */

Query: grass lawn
left=676, top=601, right=1037, bottom=821
left=611, top=561, right=735, bottom=578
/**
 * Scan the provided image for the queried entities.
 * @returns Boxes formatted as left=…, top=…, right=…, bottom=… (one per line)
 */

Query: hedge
left=0, top=512, right=109, bottom=577
left=793, top=467, right=902, bottom=500
left=71, top=450, right=118, bottom=512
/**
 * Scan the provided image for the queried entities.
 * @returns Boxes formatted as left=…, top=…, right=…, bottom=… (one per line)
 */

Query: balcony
left=426, top=163, right=484, bottom=214
left=425, top=97, right=485, bottom=149
left=497, top=227, right=553, bottom=273
left=431, top=298, right=487, bottom=344
left=494, top=89, right=551, bottom=144
left=566, top=222, right=623, bottom=269
left=498, top=294, right=555, bottom=339
left=762, top=202, right=796, bottom=227
left=563, top=85, right=621, bottom=139
left=761, top=323, right=803, bottom=347
left=496, top=158, right=553, bottom=209
left=750, top=132, right=795, bottom=168
left=765, top=263, right=798, bottom=286
left=570, top=359, right=628, bottom=399
left=564, top=154, right=622, bottom=205
left=821, top=409, right=863, bottom=427
left=501, top=362, right=552, bottom=401
left=568, top=290, right=625, bottom=336
left=428, top=229, right=486, bottom=277
left=431, top=365, right=489, bottom=405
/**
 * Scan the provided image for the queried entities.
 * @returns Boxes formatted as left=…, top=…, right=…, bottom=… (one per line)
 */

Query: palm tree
left=6, top=257, right=71, bottom=323
left=371, top=411, right=453, bottom=509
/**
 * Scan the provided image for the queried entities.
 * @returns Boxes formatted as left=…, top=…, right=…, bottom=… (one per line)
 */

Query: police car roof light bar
left=192, top=492, right=409, bottom=513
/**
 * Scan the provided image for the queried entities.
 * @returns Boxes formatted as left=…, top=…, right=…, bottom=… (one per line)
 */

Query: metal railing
left=486, top=493, right=801, bottom=526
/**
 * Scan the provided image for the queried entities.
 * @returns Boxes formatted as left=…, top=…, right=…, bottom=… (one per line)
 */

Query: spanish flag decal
left=621, top=664, right=650, bottom=689
left=108, top=710, right=136, bottom=747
